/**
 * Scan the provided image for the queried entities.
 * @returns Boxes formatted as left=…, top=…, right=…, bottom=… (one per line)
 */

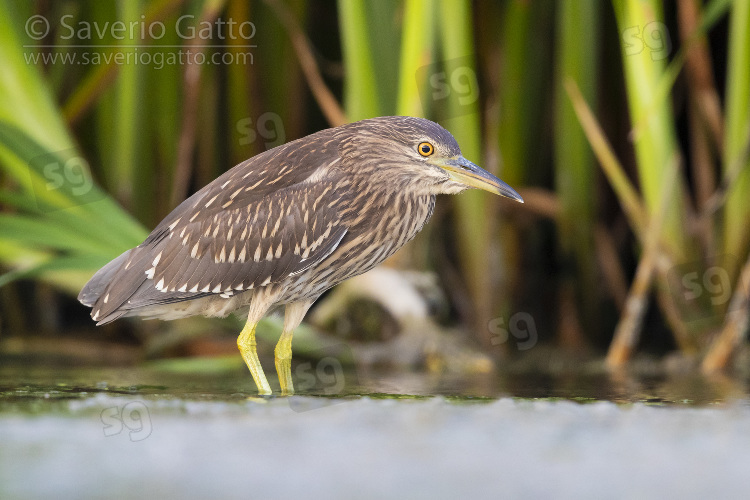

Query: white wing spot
left=191, top=243, right=199, bottom=258
left=205, top=194, right=219, bottom=208
left=244, top=178, right=264, bottom=189
left=167, top=218, right=182, bottom=231
left=145, top=267, right=155, bottom=279
left=178, top=284, right=187, bottom=292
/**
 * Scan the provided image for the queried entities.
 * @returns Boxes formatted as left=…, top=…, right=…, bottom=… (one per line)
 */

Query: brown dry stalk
left=702, top=253, right=750, bottom=373
left=514, top=187, right=559, bottom=220
left=565, top=79, right=648, bottom=238
left=678, top=0, right=723, bottom=255
left=264, top=0, right=347, bottom=127
left=677, top=0, right=724, bottom=150
left=606, top=154, right=681, bottom=368
left=568, top=78, right=695, bottom=360
left=605, top=249, right=657, bottom=367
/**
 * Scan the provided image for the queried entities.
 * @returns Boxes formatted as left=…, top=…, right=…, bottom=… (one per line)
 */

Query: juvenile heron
left=79, top=116, right=523, bottom=395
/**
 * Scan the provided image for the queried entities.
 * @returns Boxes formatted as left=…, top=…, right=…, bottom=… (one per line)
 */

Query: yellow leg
left=237, top=320, right=272, bottom=395
left=275, top=330, right=294, bottom=395
left=274, top=300, right=314, bottom=396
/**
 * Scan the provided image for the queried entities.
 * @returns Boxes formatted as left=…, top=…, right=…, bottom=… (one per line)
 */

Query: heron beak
left=432, top=156, right=524, bottom=203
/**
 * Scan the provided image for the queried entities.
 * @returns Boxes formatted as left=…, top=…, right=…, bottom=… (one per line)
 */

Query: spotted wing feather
left=85, top=130, right=350, bottom=324
left=149, top=181, right=348, bottom=297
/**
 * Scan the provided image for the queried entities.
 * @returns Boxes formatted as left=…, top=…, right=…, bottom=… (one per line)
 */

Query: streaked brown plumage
left=79, top=116, right=523, bottom=394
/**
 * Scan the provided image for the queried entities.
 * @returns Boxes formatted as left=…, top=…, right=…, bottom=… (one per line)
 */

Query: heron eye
left=418, top=142, right=434, bottom=157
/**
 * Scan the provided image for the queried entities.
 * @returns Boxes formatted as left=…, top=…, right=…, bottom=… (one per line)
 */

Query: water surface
left=2, top=358, right=749, bottom=499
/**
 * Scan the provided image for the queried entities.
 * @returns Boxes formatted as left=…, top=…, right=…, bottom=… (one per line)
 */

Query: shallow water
left=2, top=361, right=750, bottom=499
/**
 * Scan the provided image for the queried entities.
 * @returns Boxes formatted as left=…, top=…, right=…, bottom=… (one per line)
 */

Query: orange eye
left=418, top=142, right=434, bottom=157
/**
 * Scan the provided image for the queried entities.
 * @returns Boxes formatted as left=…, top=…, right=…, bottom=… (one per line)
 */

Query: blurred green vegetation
left=1, top=0, right=749, bottom=371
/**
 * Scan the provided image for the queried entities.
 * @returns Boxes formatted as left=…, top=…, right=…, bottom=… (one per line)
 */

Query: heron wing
left=85, top=131, right=353, bottom=323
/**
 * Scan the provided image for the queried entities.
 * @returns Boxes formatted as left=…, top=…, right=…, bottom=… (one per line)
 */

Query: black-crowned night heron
left=79, top=116, right=523, bottom=395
